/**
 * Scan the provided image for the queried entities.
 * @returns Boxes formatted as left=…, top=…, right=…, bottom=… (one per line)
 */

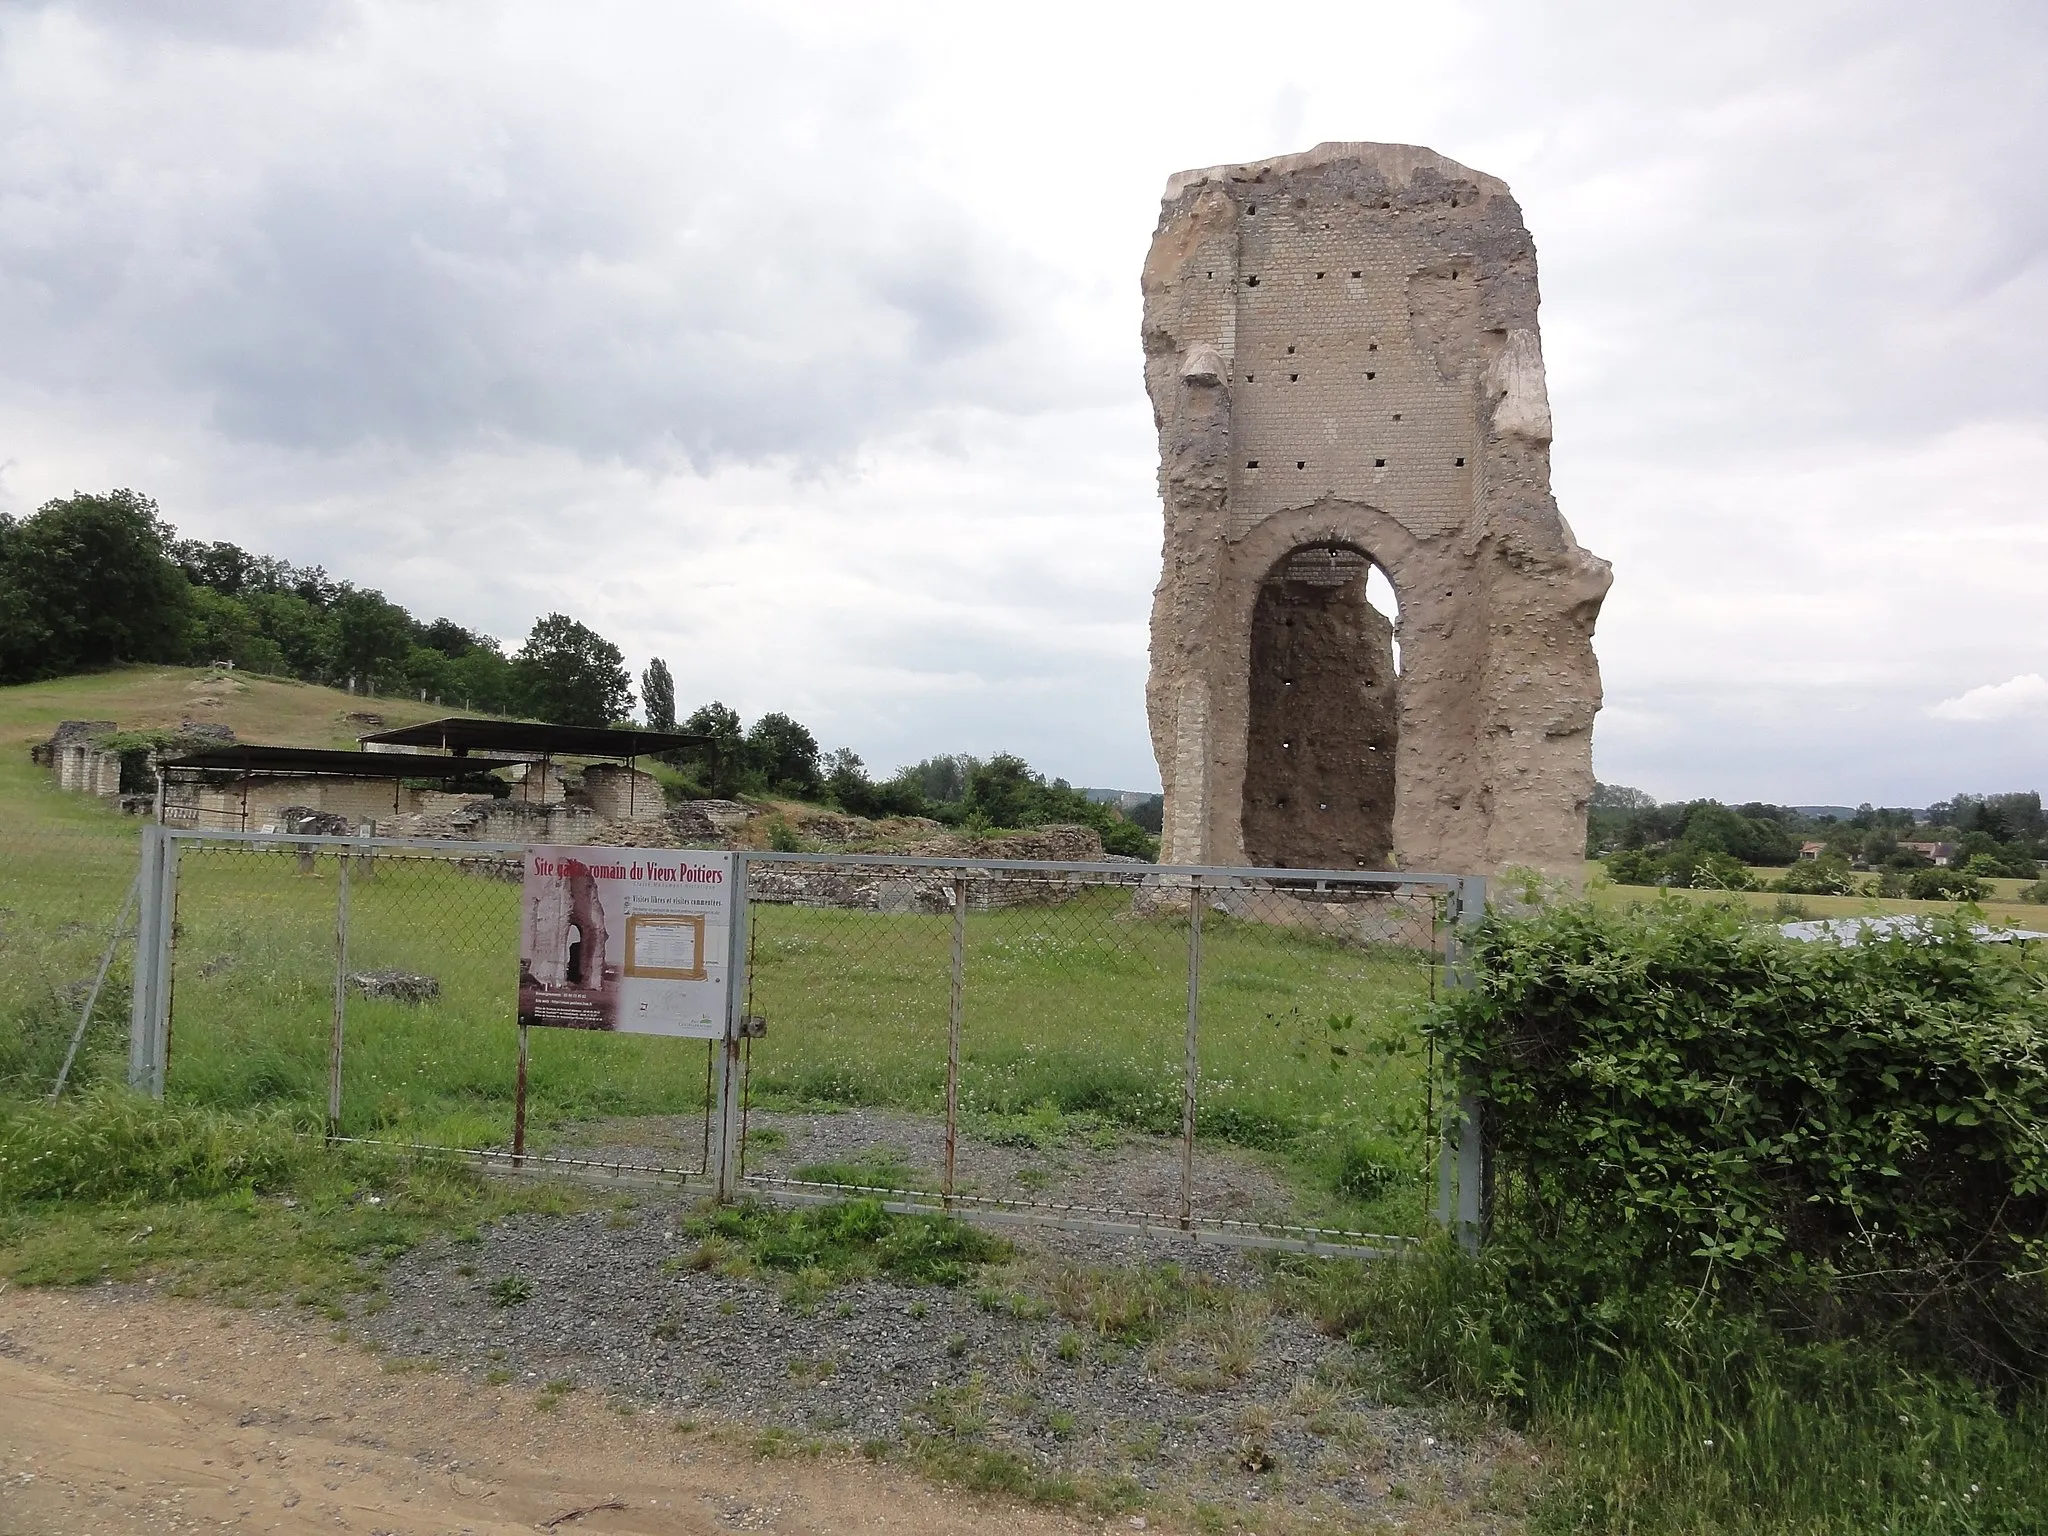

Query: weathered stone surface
left=1142, top=142, right=1609, bottom=882
left=279, top=806, right=352, bottom=837
left=347, top=970, right=441, bottom=1004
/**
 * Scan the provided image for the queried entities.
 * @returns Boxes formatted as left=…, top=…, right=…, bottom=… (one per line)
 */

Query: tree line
left=0, top=489, right=633, bottom=723
left=1590, top=782, right=2047, bottom=899
left=639, top=670, right=1152, bottom=857
left=0, top=489, right=1157, bottom=856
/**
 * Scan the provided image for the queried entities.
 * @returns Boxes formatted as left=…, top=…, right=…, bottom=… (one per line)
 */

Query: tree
left=821, top=747, right=930, bottom=818
left=400, top=645, right=454, bottom=703
left=448, top=643, right=516, bottom=713
left=243, top=591, right=337, bottom=680
left=641, top=658, right=677, bottom=732
left=1592, top=782, right=1658, bottom=811
left=185, top=586, right=287, bottom=674
left=512, top=614, right=633, bottom=727
left=680, top=702, right=746, bottom=795
left=420, top=617, right=485, bottom=659
left=901, top=754, right=979, bottom=805
left=330, top=588, right=415, bottom=688
left=746, top=711, right=821, bottom=797
left=0, top=489, right=191, bottom=683
left=1603, top=848, right=1664, bottom=887
left=963, top=753, right=1042, bottom=828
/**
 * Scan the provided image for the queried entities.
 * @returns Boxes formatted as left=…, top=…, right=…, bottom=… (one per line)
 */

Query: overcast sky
left=2, top=0, right=2043, bottom=805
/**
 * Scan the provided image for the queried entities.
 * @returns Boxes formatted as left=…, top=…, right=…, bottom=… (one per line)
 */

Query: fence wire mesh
left=734, top=856, right=1453, bottom=1249
left=135, top=830, right=1472, bottom=1253
left=162, top=835, right=717, bottom=1176
left=0, top=804, right=144, bottom=1101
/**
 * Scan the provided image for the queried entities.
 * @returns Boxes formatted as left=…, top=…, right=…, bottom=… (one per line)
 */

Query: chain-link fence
left=733, top=855, right=1474, bottom=1253
left=126, top=827, right=1487, bottom=1256
left=0, top=799, right=145, bottom=1102
left=149, top=830, right=720, bottom=1180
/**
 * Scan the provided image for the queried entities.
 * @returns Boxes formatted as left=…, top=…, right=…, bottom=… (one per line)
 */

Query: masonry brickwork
left=1143, top=142, right=1610, bottom=881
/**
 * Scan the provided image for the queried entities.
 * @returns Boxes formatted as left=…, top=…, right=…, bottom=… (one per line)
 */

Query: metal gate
left=127, top=825, right=1487, bottom=1257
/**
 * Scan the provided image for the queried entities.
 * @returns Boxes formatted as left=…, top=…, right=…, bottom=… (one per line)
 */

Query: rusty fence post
left=1180, top=873, right=1203, bottom=1232
left=1435, top=874, right=1489, bottom=1252
left=944, top=873, right=967, bottom=1207
left=326, top=847, right=352, bottom=1140
left=512, top=1025, right=530, bottom=1168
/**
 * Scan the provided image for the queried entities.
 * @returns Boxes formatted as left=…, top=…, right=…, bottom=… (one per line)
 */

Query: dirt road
left=0, top=1283, right=1097, bottom=1535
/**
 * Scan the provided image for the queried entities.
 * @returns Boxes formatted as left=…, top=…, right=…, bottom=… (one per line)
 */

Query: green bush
left=1429, top=900, right=2048, bottom=1384
left=1907, top=867, right=1989, bottom=902
left=1772, top=854, right=1859, bottom=896
left=1664, top=845, right=1756, bottom=890
left=1603, top=845, right=1757, bottom=891
left=2020, top=878, right=2048, bottom=905
left=1602, top=848, right=1664, bottom=886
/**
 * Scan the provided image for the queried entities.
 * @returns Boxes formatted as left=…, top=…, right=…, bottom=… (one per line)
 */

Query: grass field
left=1583, top=860, right=2048, bottom=930
left=1, top=667, right=1444, bottom=1236
left=8, top=670, right=2048, bottom=1532
left=0, top=667, right=464, bottom=1101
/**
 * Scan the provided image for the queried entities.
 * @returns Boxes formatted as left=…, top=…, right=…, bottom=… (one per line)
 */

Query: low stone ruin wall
left=747, top=864, right=1109, bottom=913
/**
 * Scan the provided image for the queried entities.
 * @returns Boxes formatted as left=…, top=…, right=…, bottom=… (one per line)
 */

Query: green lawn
left=0, top=664, right=1444, bottom=1233
left=0, top=668, right=1439, bottom=1235
left=1584, top=860, right=2048, bottom=930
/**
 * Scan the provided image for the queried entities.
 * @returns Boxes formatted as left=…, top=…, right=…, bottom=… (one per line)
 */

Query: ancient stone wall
left=1142, top=142, right=1610, bottom=882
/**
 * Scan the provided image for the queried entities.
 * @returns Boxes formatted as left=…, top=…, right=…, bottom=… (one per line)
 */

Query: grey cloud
left=0, top=5, right=1063, bottom=468
left=1461, top=3, right=2048, bottom=458
left=24, top=0, right=358, bottom=48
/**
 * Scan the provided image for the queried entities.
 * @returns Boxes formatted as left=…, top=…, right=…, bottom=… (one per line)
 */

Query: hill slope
left=0, top=667, right=461, bottom=831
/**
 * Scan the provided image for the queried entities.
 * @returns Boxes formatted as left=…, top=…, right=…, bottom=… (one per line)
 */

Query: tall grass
left=0, top=814, right=139, bottom=1099
left=0, top=1089, right=305, bottom=1204
left=1287, top=1244, right=2048, bottom=1535
left=0, top=1091, right=584, bottom=1305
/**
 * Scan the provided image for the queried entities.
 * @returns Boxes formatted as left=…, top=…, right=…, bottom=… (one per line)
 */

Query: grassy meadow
left=0, top=667, right=465, bottom=1100
left=1, top=666, right=1444, bottom=1236
left=1583, top=860, right=2048, bottom=930
left=7, top=670, right=2048, bottom=1533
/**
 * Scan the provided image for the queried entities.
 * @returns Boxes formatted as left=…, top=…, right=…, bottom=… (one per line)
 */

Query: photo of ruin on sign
left=517, top=847, right=733, bottom=1037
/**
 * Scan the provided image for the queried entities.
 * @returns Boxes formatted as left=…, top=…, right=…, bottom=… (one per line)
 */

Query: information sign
left=517, top=846, right=733, bottom=1037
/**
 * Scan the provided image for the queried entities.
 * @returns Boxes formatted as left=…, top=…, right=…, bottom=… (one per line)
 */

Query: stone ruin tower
left=1143, top=142, right=1610, bottom=882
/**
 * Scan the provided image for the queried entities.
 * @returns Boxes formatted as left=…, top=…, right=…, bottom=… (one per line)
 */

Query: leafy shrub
left=1663, top=845, right=1757, bottom=890
left=1429, top=900, right=2048, bottom=1384
left=1907, top=867, right=1988, bottom=902
left=1772, top=854, right=1859, bottom=896
left=1604, top=845, right=1757, bottom=890
left=2020, top=879, right=2048, bottom=906
left=1602, top=848, right=1664, bottom=887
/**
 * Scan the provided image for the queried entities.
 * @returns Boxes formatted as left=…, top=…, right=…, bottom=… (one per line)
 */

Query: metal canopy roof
left=160, top=745, right=522, bottom=779
left=355, top=717, right=708, bottom=759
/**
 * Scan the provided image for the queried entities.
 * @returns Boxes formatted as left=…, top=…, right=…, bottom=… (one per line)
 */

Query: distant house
left=1900, top=841, right=1956, bottom=867
left=1797, top=841, right=1827, bottom=861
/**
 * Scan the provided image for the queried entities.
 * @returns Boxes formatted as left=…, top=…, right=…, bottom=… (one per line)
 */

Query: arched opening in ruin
left=1241, top=542, right=1400, bottom=870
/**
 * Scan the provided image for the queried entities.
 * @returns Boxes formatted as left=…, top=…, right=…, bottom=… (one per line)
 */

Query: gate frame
left=127, top=827, right=1493, bottom=1254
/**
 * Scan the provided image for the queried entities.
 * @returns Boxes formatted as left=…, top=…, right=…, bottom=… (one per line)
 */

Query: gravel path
left=350, top=1114, right=1522, bottom=1527
left=559, top=1105, right=1330, bottom=1242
